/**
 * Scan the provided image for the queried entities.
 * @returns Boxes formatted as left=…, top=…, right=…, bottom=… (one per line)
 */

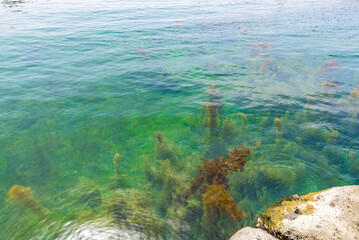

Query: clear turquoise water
left=1, top=0, right=359, bottom=239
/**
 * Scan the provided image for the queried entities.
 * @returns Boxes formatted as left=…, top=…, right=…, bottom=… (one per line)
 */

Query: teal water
left=1, top=0, right=359, bottom=239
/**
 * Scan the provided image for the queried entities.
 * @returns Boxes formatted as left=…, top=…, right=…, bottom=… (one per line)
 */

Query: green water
left=1, top=0, right=359, bottom=239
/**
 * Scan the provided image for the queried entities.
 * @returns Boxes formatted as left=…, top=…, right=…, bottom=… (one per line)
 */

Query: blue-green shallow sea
left=1, top=0, right=359, bottom=239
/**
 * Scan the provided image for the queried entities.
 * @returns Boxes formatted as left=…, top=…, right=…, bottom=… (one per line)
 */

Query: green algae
left=2, top=80, right=359, bottom=239
left=1, top=4, right=359, bottom=239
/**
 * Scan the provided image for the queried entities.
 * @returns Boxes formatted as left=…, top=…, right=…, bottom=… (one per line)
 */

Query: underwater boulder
left=57, top=218, right=143, bottom=240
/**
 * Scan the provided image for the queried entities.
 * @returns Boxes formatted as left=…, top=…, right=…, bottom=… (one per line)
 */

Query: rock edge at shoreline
left=230, top=185, right=359, bottom=240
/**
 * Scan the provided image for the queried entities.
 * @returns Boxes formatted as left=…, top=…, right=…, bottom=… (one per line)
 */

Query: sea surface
left=1, top=0, right=359, bottom=239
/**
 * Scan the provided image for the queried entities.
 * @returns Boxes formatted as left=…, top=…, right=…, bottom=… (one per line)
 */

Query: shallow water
left=1, top=0, right=359, bottom=239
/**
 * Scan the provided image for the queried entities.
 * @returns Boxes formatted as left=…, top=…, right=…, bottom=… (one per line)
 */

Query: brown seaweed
left=6, top=185, right=49, bottom=218
left=350, top=85, right=359, bottom=98
left=249, top=41, right=275, bottom=58
left=207, top=100, right=218, bottom=133
left=313, top=59, right=340, bottom=75
left=200, top=100, right=220, bottom=136
left=202, top=184, right=247, bottom=221
left=113, top=153, right=121, bottom=175
left=250, top=41, right=275, bottom=50
left=320, top=81, right=338, bottom=87
left=206, top=85, right=222, bottom=102
left=274, top=117, right=282, bottom=147
left=237, top=113, right=248, bottom=134
left=206, top=85, right=224, bottom=114
left=179, top=145, right=251, bottom=221
left=260, top=59, right=276, bottom=73
left=199, top=104, right=208, bottom=127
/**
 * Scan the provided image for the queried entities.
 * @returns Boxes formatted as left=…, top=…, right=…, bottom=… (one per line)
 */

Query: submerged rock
left=57, top=218, right=143, bottom=240
left=256, top=185, right=359, bottom=240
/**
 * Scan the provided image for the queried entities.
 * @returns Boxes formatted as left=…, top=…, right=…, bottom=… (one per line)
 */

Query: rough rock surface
left=229, top=227, right=278, bottom=240
left=258, top=185, right=359, bottom=240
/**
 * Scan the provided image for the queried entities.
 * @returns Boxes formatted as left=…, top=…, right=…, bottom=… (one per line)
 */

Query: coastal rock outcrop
left=230, top=185, right=359, bottom=240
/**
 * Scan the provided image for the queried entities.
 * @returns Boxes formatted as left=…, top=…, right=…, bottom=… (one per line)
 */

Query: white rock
left=229, top=227, right=278, bottom=240
left=278, top=185, right=359, bottom=240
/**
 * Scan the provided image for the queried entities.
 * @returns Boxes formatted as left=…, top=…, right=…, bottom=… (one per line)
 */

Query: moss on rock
left=258, top=189, right=329, bottom=234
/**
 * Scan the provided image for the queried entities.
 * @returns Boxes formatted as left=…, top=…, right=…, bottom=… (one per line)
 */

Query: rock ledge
left=230, top=185, right=359, bottom=240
